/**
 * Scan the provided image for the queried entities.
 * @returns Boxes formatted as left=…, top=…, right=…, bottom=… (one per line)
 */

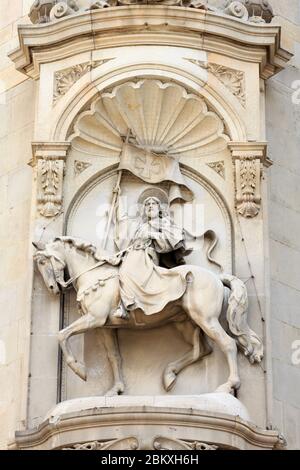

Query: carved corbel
left=32, top=142, right=70, bottom=218
left=229, top=142, right=269, bottom=218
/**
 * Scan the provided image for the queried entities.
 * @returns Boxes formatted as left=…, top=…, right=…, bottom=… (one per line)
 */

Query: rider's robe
left=119, top=217, right=192, bottom=315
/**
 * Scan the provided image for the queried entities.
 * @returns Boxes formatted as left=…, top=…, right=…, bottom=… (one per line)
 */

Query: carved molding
left=11, top=404, right=286, bottom=450
left=153, top=437, right=218, bottom=450
left=53, top=60, right=112, bottom=104
left=32, top=142, right=71, bottom=218
left=223, top=1, right=249, bottom=22
left=29, top=1, right=274, bottom=25
left=10, top=7, right=291, bottom=81
left=37, top=158, right=65, bottom=217
left=207, top=161, right=225, bottom=179
left=74, top=160, right=92, bottom=175
left=70, top=79, right=229, bottom=159
left=243, top=0, right=274, bottom=24
left=229, top=142, right=267, bottom=218
left=62, top=436, right=218, bottom=450
left=28, top=1, right=207, bottom=25
left=235, top=157, right=262, bottom=218
left=188, top=60, right=246, bottom=107
left=62, top=437, right=139, bottom=450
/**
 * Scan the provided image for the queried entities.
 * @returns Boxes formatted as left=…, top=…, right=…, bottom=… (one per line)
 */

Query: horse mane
left=54, top=236, right=97, bottom=257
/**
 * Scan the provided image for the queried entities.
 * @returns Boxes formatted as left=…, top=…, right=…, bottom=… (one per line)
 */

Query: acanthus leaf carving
left=29, top=1, right=274, bottom=25
left=153, top=437, right=218, bottom=450
left=33, top=142, right=70, bottom=218
left=37, top=158, right=65, bottom=217
left=207, top=161, right=225, bottom=179
left=53, top=59, right=112, bottom=104
left=74, top=160, right=92, bottom=176
left=187, top=59, right=246, bottom=107
left=61, top=436, right=218, bottom=450
left=235, top=157, right=262, bottom=218
left=62, top=437, right=139, bottom=450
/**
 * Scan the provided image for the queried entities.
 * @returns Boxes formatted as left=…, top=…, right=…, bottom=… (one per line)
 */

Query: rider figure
left=105, top=189, right=192, bottom=319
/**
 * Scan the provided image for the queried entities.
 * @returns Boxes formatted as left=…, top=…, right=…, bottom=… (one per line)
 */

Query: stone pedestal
left=11, top=394, right=285, bottom=450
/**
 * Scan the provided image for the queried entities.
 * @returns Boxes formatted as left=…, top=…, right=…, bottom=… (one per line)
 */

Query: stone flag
left=118, top=143, right=193, bottom=203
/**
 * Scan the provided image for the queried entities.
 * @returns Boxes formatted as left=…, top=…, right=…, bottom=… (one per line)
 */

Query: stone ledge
left=10, top=394, right=285, bottom=450
left=8, top=6, right=292, bottom=80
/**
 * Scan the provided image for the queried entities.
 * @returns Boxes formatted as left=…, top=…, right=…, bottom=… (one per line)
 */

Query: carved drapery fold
left=33, top=143, right=70, bottom=218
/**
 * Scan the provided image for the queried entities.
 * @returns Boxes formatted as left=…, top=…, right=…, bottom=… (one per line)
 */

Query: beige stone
left=0, top=0, right=299, bottom=451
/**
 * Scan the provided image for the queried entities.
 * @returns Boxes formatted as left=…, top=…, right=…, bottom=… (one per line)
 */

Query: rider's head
left=143, top=197, right=161, bottom=220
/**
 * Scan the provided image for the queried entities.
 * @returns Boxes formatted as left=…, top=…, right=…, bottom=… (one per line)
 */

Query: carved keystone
left=32, top=142, right=71, bottom=218
left=229, top=142, right=268, bottom=218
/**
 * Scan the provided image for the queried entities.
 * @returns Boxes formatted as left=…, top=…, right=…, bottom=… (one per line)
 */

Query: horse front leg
left=58, top=314, right=97, bottom=381
left=102, top=329, right=125, bottom=396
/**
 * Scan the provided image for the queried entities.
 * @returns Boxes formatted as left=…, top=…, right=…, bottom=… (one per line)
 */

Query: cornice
left=9, top=6, right=292, bottom=80
left=10, top=405, right=285, bottom=450
left=29, top=141, right=71, bottom=167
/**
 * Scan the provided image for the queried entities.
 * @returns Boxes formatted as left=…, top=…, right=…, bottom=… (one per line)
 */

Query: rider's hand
left=148, top=232, right=161, bottom=240
left=109, top=254, right=122, bottom=265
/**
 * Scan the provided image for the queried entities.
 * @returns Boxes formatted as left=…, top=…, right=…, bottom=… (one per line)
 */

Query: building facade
left=0, top=0, right=299, bottom=450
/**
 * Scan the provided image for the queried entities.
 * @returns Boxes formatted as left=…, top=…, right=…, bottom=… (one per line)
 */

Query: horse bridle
left=46, top=251, right=123, bottom=292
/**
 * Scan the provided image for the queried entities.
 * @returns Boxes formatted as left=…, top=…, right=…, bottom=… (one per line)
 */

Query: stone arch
left=51, top=62, right=248, bottom=143
left=64, top=161, right=234, bottom=273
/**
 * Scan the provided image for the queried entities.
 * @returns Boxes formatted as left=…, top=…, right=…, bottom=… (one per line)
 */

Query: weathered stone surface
left=0, top=0, right=299, bottom=452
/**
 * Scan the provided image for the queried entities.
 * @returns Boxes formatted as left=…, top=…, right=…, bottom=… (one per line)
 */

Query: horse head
left=33, top=240, right=66, bottom=295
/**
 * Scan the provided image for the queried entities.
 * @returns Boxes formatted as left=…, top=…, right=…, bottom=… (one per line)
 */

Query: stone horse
left=33, top=237, right=263, bottom=396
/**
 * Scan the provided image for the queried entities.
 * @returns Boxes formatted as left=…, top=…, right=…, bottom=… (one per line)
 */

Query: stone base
left=11, top=394, right=285, bottom=450
left=45, top=393, right=251, bottom=423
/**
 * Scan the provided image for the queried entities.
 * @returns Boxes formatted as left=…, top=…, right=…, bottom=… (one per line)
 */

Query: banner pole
left=102, top=130, right=130, bottom=250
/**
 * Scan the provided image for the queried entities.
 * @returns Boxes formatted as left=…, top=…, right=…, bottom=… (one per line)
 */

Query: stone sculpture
left=29, top=0, right=274, bottom=24
left=34, top=160, right=263, bottom=395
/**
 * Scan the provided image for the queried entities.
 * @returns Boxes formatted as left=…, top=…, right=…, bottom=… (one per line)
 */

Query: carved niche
left=62, top=79, right=233, bottom=400
left=70, top=79, right=229, bottom=159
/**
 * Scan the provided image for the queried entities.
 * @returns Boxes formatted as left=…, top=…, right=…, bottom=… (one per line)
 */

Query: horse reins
left=54, top=245, right=134, bottom=290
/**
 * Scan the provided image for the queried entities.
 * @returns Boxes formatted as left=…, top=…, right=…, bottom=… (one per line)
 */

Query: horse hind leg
left=58, top=314, right=97, bottom=381
left=163, top=321, right=212, bottom=392
left=199, top=317, right=241, bottom=394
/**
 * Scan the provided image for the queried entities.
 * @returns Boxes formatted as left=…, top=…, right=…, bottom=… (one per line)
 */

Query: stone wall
left=0, top=0, right=36, bottom=449
left=266, top=0, right=300, bottom=451
left=0, top=0, right=299, bottom=450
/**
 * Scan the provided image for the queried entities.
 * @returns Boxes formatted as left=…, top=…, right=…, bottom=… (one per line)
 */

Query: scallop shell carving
left=70, top=79, right=229, bottom=158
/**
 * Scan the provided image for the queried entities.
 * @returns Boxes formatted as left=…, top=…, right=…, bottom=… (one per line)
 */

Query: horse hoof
left=215, top=383, right=234, bottom=394
left=106, top=383, right=125, bottom=397
left=215, top=378, right=240, bottom=394
left=163, top=370, right=177, bottom=392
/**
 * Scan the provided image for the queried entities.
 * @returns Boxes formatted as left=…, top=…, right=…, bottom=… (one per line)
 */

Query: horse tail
left=220, top=273, right=263, bottom=364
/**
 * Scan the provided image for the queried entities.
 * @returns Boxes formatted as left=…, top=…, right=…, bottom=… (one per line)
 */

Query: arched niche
left=60, top=81, right=234, bottom=400
left=51, top=62, right=248, bottom=143
left=62, top=166, right=233, bottom=400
